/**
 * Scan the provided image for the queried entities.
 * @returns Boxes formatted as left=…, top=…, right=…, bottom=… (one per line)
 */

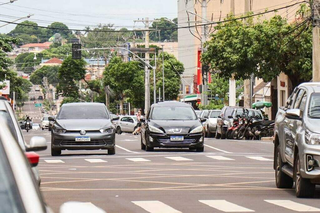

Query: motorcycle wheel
left=237, top=127, right=245, bottom=140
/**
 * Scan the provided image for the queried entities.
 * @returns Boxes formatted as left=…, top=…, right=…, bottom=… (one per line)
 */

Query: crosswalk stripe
left=44, top=160, right=64, bottom=164
left=165, top=157, right=193, bottom=161
left=207, top=156, right=234, bottom=161
left=246, top=157, right=273, bottom=162
left=85, top=159, right=107, bottom=163
left=199, top=200, right=254, bottom=212
left=132, top=201, right=181, bottom=213
left=126, top=158, right=150, bottom=162
left=265, top=200, right=320, bottom=212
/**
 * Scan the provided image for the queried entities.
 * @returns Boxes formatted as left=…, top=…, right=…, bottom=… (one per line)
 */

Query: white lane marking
left=126, top=158, right=150, bottom=162
left=44, top=160, right=64, bottom=164
left=265, top=200, right=320, bottom=212
left=61, top=202, right=105, bottom=213
left=132, top=201, right=181, bottom=213
left=115, top=145, right=138, bottom=154
left=207, top=156, right=234, bottom=161
left=85, top=159, right=107, bottom=163
left=246, top=157, right=273, bottom=162
left=165, top=157, right=193, bottom=161
left=204, top=144, right=232, bottom=154
left=199, top=200, right=255, bottom=212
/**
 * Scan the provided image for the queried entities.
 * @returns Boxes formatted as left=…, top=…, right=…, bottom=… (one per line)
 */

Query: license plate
left=75, top=136, right=91, bottom=142
left=170, top=136, right=184, bottom=142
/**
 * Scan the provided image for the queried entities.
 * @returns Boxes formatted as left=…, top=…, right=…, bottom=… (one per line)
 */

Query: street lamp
left=161, top=44, right=165, bottom=101
left=0, top=0, right=18, bottom=6
left=0, top=14, right=33, bottom=28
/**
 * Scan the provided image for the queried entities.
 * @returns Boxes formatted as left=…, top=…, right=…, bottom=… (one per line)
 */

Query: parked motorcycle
left=226, top=115, right=242, bottom=139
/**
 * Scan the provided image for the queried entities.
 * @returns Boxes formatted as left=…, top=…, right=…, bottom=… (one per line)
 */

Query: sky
left=0, top=0, right=178, bottom=33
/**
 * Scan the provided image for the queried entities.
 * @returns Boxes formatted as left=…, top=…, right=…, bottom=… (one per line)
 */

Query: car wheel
left=116, top=126, right=122, bottom=134
left=51, top=149, right=61, bottom=156
left=215, top=131, right=221, bottom=139
left=145, top=143, right=154, bottom=151
left=221, top=133, right=226, bottom=139
left=42, top=128, right=44, bottom=130
left=226, top=130, right=233, bottom=139
left=275, top=146, right=293, bottom=188
left=207, top=127, right=212, bottom=138
left=196, top=147, right=204, bottom=152
left=295, top=156, right=315, bottom=198
left=108, top=148, right=115, bottom=155
left=141, top=135, right=146, bottom=150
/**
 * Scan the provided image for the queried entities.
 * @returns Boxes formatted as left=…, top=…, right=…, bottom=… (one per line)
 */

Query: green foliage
left=57, top=56, right=86, bottom=99
left=14, top=52, right=43, bottom=74
left=8, top=21, right=48, bottom=44
left=0, top=35, right=17, bottom=80
left=47, top=22, right=73, bottom=39
left=30, top=66, right=60, bottom=86
left=150, top=18, right=177, bottom=42
left=202, top=9, right=312, bottom=88
left=60, top=96, right=80, bottom=106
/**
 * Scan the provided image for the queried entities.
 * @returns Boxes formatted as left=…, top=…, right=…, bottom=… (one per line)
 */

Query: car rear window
left=57, top=105, right=109, bottom=119
left=210, top=111, right=221, bottom=118
left=0, top=141, right=26, bottom=213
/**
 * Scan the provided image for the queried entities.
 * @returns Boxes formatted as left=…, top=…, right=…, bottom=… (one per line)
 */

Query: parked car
left=50, top=103, right=116, bottom=156
left=140, top=101, right=205, bottom=152
left=0, top=100, right=47, bottom=184
left=115, top=115, right=138, bottom=134
left=195, top=110, right=202, bottom=118
left=40, top=115, right=50, bottom=130
left=274, top=82, right=320, bottom=198
left=38, top=95, right=43, bottom=100
left=0, top=117, right=105, bottom=213
left=204, top=110, right=221, bottom=137
left=216, top=106, right=244, bottom=139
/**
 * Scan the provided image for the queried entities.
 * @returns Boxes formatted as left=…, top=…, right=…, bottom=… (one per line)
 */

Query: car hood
left=56, top=119, right=112, bottom=130
left=149, top=120, right=201, bottom=134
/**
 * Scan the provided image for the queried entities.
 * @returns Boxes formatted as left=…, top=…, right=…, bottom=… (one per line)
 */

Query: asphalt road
left=22, top=127, right=320, bottom=213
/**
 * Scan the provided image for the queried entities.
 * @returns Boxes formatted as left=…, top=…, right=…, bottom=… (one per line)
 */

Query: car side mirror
left=60, top=202, right=106, bottom=213
left=285, top=109, right=301, bottom=120
left=48, top=116, right=55, bottom=122
left=200, top=118, right=207, bottom=123
left=27, top=136, right=47, bottom=152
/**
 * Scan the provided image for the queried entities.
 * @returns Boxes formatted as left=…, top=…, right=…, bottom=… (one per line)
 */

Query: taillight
left=25, top=152, right=40, bottom=167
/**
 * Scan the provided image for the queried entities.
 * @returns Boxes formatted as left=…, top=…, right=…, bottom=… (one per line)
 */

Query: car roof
left=299, top=83, right=320, bottom=93
left=61, top=102, right=106, bottom=107
left=152, top=101, right=192, bottom=107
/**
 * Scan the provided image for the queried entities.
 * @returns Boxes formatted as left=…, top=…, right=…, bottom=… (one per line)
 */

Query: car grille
left=60, top=139, right=112, bottom=146
left=158, top=138, right=197, bottom=143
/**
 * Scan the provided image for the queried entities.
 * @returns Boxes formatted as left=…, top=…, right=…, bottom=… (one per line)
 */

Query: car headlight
left=100, top=128, right=114, bottom=134
left=190, top=125, right=203, bottom=134
left=305, top=129, right=320, bottom=145
left=53, top=125, right=66, bottom=134
left=149, top=125, right=164, bottom=133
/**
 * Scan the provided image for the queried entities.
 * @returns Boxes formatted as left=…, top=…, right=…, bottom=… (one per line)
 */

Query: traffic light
left=72, top=43, right=81, bottom=59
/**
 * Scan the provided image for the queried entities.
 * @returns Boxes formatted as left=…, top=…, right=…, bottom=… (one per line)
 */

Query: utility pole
left=153, top=53, right=157, bottom=104
left=229, top=0, right=236, bottom=106
left=134, top=18, right=151, bottom=114
left=162, top=44, right=165, bottom=101
left=243, top=0, right=252, bottom=107
left=201, top=0, right=209, bottom=106
left=313, top=0, right=320, bottom=81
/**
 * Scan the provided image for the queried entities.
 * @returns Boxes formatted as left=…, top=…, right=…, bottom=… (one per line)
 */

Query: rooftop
left=44, top=58, right=63, bottom=64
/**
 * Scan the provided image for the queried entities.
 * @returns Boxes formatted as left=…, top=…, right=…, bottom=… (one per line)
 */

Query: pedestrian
left=132, top=110, right=142, bottom=135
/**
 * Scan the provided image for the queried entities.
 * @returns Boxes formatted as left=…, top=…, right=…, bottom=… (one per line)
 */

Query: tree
left=104, top=57, right=144, bottom=112
left=47, top=22, right=73, bottom=39
left=150, top=18, right=177, bottom=42
left=8, top=21, right=48, bottom=44
left=14, top=52, right=43, bottom=74
left=202, top=9, right=312, bottom=89
left=57, top=56, right=86, bottom=99
left=30, top=66, right=60, bottom=86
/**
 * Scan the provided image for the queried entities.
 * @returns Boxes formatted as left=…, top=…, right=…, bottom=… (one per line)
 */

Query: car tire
left=207, top=128, right=212, bottom=138
left=108, top=148, right=115, bottom=155
left=275, top=146, right=293, bottom=188
left=51, top=149, right=61, bottom=156
left=221, top=133, right=226, bottom=139
left=141, top=136, right=146, bottom=150
left=215, top=132, right=221, bottom=139
left=226, top=130, right=233, bottom=139
left=116, top=126, right=122, bottom=134
left=196, top=147, right=204, bottom=152
left=145, top=143, right=154, bottom=151
left=42, top=128, right=44, bottom=130
left=295, top=156, right=315, bottom=198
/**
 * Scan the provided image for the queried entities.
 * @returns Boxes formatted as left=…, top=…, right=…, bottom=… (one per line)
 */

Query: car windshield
left=0, top=111, right=18, bottom=142
left=0, top=141, right=25, bottom=213
left=150, top=106, right=197, bottom=120
left=308, top=93, right=320, bottom=118
left=195, top=111, right=202, bottom=116
left=57, top=105, right=109, bottom=119
left=210, top=111, right=221, bottom=118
